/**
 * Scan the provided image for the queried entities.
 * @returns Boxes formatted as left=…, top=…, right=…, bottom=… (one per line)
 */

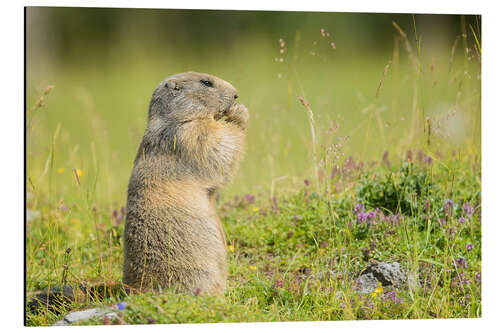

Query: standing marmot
left=123, top=72, right=248, bottom=296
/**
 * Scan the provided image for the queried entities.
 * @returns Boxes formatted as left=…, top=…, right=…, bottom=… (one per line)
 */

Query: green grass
left=26, top=19, right=481, bottom=325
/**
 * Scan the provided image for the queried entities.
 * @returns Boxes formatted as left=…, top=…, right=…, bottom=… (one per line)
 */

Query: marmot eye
left=200, top=79, right=213, bottom=88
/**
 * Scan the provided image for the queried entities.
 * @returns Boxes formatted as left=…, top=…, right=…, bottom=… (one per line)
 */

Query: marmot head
left=148, top=72, right=239, bottom=122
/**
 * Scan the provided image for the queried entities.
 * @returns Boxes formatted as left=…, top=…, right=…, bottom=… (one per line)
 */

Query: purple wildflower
left=117, top=302, right=127, bottom=310
left=331, top=165, right=339, bottom=179
left=343, top=156, right=356, bottom=175
left=367, top=211, right=377, bottom=224
left=466, top=243, right=474, bottom=251
left=354, top=203, right=364, bottom=214
left=443, top=199, right=455, bottom=216
left=243, top=194, right=255, bottom=204
left=386, top=290, right=404, bottom=305
left=439, top=218, right=446, bottom=226
left=389, top=212, right=402, bottom=226
left=459, top=294, right=471, bottom=306
left=459, top=216, right=466, bottom=224
left=304, top=179, right=310, bottom=186
left=456, top=257, right=468, bottom=269
left=458, top=272, right=471, bottom=285
left=406, top=150, right=413, bottom=162
left=357, top=211, right=367, bottom=223
left=112, top=208, right=125, bottom=226
left=475, top=272, right=481, bottom=284
left=463, top=202, right=474, bottom=219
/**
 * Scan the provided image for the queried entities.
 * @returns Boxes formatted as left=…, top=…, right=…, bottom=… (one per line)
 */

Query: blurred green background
left=26, top=7, right=481, bottom=205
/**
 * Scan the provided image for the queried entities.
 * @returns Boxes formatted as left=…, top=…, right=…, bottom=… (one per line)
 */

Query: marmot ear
left=166, top=79, right=180, bottom=91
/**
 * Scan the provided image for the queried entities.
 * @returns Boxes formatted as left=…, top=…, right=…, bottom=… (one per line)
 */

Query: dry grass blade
left=73, top=169, right=81, bottom=186
left=449, top=35, right=460, bottom=73
left=298, top=96, right=319, bottom=192
left=392, top=21, right=417, bottom=71
left=376, top=61, right=392, bottom=98
left=28, top=85, right=55, bottom=114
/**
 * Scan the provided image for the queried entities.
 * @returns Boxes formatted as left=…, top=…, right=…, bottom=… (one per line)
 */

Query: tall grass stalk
left=298, top=95, right=319, bottom=193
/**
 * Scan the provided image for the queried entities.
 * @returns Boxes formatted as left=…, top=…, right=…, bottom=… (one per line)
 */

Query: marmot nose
left=234, top=93, right=238, bottom=99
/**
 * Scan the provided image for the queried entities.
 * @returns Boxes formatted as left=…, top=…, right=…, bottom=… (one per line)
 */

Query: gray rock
left=52, top=307, right=117, bottom=326
left=358, top=272, right=382, bottom=294
left=357, top=261, right=410, bottom=294
left=52, top=319, right=70, bottom=326
left=28, top=285, right=78, bottom=313
left=64, top=308, right=109, bottom=323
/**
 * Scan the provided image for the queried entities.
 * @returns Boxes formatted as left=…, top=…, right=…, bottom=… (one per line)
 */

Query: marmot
left=123, top=72, right=248, bottom=296
left=27, top=72, right=246, bottom=313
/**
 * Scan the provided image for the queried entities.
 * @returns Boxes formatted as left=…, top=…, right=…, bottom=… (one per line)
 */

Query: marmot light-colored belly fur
left=123, top=72, right=248, bottom=296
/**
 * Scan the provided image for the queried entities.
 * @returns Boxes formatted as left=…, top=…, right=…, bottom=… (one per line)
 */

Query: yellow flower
left=252, top=207, right=259, bottom=212
left=227, top=245, right=234, bottom=252
left=250, top=265, right=257, bottom=271
left=75, top=169, right=84, bottom=177
left=371, top=283, right=384, bottom=298
left=57, top=168, right=64, bottom=174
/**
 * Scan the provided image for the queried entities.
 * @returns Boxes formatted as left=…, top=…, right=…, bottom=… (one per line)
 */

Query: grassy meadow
left=26, top=10, right=481, bottom=325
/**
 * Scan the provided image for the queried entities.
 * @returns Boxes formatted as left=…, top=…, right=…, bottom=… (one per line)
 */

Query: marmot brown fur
left=123, top=72, right=248, bottom=296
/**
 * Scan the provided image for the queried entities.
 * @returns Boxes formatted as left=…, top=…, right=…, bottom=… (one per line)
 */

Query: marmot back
left=123, top=72, right=248, bottom=295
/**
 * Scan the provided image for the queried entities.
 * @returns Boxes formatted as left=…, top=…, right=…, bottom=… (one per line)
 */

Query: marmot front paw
left=226, top=103, right=249, bottom=130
